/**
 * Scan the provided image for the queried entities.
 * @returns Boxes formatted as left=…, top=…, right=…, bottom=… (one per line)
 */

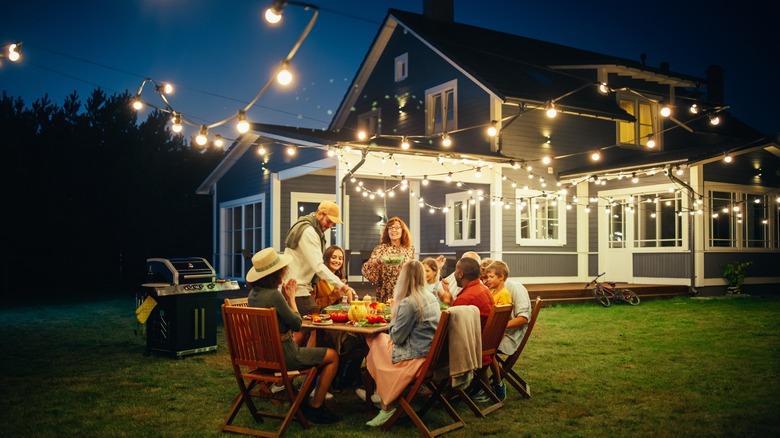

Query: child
left=421, top=257, right=444, bottom=299
left=484, top=260, right=512, bottom=306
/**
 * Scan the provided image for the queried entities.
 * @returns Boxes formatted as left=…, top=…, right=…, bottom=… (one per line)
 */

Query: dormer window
left=618, top=92, right=659, bottom=149
left=394, top=53, right=408, bottom=82
left=426, top=80, right=457, bottom=135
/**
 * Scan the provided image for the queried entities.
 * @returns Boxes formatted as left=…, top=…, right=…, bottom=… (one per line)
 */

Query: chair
left=454, top=304, right=513, bottom=417
left=381, top=310, right=465, bottom=437
left=224, top=297, right=249, bottom=307
left=221, top=305, right=318, bottom=437
left=497, top=296, right=543, bottom=399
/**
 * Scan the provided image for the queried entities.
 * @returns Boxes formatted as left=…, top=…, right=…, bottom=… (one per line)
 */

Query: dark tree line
left=1, top=89, right=224, bottom=296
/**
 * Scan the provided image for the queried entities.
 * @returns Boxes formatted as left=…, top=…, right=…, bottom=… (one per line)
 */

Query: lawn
left=1, top=295, right=778, bottom=437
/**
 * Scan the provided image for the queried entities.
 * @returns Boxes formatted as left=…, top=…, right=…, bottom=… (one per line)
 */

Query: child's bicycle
left=585, top=272, right=641, bottom=307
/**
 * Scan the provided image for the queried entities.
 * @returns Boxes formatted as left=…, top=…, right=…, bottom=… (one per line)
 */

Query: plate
left=312, top=320, right=333, bottom=326
left=304, top=314, right=330, bottom=321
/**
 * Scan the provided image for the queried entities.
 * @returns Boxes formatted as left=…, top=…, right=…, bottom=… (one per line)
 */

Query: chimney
left=423, top=0, right=454, bottom=23
left=640, top=53, right=647, bottom=66
left=706, top=64, right=724, bottom=104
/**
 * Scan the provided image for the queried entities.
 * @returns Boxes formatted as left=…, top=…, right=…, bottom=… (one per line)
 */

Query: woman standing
left=361, top=217, right=415, bottom=303
left=246, top=248, right=340, bottom=424
left=358, top=260, right=440, bottom=427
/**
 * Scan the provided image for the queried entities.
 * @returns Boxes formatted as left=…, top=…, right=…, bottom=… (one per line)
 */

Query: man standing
left=284, top=200, right=356, bottom=325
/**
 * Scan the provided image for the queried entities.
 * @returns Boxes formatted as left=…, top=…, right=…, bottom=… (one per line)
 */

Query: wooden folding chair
left=221, top=305, right=318, bottom=437
left=381, top=310, right=465, bottom=437
left=454, top=304, right=513, bottom=417
left=224, top=297, right=249, bottom=307
left=497, top=296, right=543, bottom=399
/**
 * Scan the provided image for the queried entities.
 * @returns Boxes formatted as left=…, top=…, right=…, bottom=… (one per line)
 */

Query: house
left=197, top=0, right=779, bottom=295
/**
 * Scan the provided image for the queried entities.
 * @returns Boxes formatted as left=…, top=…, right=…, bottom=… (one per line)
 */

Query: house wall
left=344, top=24, right=493, bottom=151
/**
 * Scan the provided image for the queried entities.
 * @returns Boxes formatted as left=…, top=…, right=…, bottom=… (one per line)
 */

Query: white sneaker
left=270, top=382, right=285, bottom=394
left=355, top=388, right=382, bottom=407
left=366, top=408, right=396, bottom=427
left=310, top=389, right=334, bottom=400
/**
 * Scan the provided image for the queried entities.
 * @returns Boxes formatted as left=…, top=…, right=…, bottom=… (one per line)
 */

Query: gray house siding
left=217, top=149, right=268, bottom=203
left=633, top=253, right=691, bottom=278
left=704, top=252, right=780, bottom=279
left=345, top=24, right=492, bottom=152
left=416, top=180, right=491, bottom=257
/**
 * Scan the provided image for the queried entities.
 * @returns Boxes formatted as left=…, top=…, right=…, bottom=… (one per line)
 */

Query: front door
left=599, top=198, right=633, bottom=282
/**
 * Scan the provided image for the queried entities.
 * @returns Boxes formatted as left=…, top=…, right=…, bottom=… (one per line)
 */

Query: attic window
left=426, top=80, right=457, bottom=135
left=617, top=92, right=659, bottom=149
left=395, top=53, right=408, bottom=82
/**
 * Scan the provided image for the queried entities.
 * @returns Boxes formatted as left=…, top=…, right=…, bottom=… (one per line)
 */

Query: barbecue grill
left=142, top=257, right=240, bottom=357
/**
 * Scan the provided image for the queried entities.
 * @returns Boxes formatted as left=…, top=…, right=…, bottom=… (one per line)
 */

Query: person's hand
left=282, top=279, right=297, bottom=301
left=435, top=255, right=446, bottom=270
left=438, top=289, right=453, bottom=305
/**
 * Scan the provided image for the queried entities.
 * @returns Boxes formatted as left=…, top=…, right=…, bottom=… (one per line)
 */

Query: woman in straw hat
left=246, top=247, right=340, bottom=424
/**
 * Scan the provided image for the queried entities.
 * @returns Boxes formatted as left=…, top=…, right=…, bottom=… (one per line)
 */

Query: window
left=634, top=192, right=683, bottom=247
left=445, top=191, right=479, bottom=246
left=394, top=53, right=408, bottom=82
left=220, top=196, right=264, bottom=280
left=618, top=92, right=658, bottom=148
left=358, top=109, right=381, bottom=138
left=709, top=189, right=772, bottom=248
left=515, top=190, right=567, bottom=246
left=426, top=80, right=457, bottom=135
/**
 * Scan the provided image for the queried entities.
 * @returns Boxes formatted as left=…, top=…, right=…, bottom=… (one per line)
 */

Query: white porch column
left=577, top=180, right=589, bottom=281
left=689, top=165, right=704, bottom=288
left=271, top=173, right=281, bottom=250
left=490, top=167, right=503, bottom=260
left=409, top=180, right=421, bottom=256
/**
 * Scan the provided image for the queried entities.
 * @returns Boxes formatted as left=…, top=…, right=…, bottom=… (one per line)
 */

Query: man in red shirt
left=443, top=257, right=494, bottom=328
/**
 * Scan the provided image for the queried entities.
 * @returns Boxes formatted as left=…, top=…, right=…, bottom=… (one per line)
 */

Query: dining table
left=301, top=318, right=391, bottom=408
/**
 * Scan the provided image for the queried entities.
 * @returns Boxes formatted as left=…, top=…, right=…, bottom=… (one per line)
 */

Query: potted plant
left=721, top=261, right=752, bottom=294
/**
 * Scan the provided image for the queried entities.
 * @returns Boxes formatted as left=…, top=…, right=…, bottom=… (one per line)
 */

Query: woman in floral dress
left=361, top=217, right=415, bottom=302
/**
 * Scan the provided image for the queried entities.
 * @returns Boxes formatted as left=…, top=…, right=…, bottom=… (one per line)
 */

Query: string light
left=724, top=152, right=732, bottom=163
left=545, top=101, right=557, bottom=118
left=171, top=112, right=183, bottom=133
left=660, top=106, right=671, bottom=117
left=132, top=97, right=143, bottom=111
left=236, top=110, right=250, bottom=134
left=214, top=135, right=224, bottom=149
left=441, top=133, right=452, bottom=147
left=195, top=125, right=209, bottom=146
left=598, top=82, right=609, bottom=94
left=264, top=0, right=284, bottom=23
left=401, top=136, right=410, bottom=149
left=709, top=114, right=721, bottom=125
left=591, top=151, right=601, bottom=161
left=646, top=134, right=656, bottom=148
left=6, top=42, right=22, bottom=62
left=487, top=120, right=498, bottom=137
left=277, top=61, right=293, bottom=85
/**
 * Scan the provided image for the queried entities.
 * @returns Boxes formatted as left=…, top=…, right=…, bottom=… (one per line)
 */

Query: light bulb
left=132, top=98, right=143, bottom=111
left=195, top=125, right=208, bottom=146
left=441, top=134, right=451, bottom=147
left=236, top=110, right=249, bottom=133
left=163, top=83, right=173, bottom=94
left=214, top=135, right=224, bottom=149
left=710, top=115, right=720, bottom=125
left=542, top=156, right=551, bottom=164
left=598, top=82, right=609, bottom=94
left=401, top=136, right=410, bottom=149
left=265, top=7, right=283, bottom=24
left=724, top=153, right=732, bottom=163
left=646, top=135, right=656, bottom=148
left=546, top=101, right=557, bottom=118
left=690, top=104, right=699, bottom=114
left=660, top=106, right=671, bottom=117
left=357, top=130, right=367, bottom=140
left=591, top=151, right=601, bottom=161
left=8, top=43, right=21, bottom=62
left=171, top=112, right=182, bottom=133
left=277, top=62, right=293, bottom=85
left=487, top=121, right=498, bottom=137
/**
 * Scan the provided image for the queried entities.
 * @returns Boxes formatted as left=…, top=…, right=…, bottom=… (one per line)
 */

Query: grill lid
left=146, top=257, right=215, bottom=285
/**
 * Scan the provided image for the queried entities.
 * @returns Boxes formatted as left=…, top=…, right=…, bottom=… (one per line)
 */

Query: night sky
left=3, top=0, right=778, bottom=140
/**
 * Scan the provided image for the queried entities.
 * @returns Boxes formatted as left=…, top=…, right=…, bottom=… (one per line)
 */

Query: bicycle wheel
left=594, top=289, right=611, bottom=307
left=621, top=289, right=640, bottom=305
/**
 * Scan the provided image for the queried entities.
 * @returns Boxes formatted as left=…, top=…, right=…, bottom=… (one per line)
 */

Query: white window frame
left=290, top=192, right=342, bottom=247
left=425, top=79, right=457, bottom=136
left=515, top=189, right=567, bottom=246
left=706, top=184, right=774, bottom=250
left=445, top=191, right=479, bottom=246
left=219, top=194, right=265, bottom=280
left=394, top=52, right=408, bottom=82
left=617, top=91, right=660, bottom=149
left=358, top=109, right=381, bottom=138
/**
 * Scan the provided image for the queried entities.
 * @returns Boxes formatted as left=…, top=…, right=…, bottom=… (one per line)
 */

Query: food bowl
left=381, top=255, right=404, bottom=266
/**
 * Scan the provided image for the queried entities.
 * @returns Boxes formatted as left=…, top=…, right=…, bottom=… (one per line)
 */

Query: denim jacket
left=390, top=292, right=440, bottom=363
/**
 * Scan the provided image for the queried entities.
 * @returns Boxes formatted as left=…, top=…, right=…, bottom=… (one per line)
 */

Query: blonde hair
left=391, top=260, right=427, bottom=320
left=487, top=260, right=510, bottom=280
left=479, top=258, right=494, bottom=278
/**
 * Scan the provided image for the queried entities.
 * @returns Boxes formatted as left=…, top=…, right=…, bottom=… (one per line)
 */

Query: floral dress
left=361, top=243, right=415, bottom=302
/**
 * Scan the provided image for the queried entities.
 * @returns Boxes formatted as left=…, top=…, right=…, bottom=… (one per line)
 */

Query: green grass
left=1, top=295, right=779, bottom=437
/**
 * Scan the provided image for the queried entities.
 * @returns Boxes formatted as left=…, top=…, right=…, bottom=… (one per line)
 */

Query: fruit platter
left=380, top=255, right=404, bottom=266
left=357, top=313, right=389, bottom=327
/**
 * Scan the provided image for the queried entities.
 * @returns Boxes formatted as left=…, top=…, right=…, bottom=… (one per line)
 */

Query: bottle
left=341, top=295, right=349, bottom=313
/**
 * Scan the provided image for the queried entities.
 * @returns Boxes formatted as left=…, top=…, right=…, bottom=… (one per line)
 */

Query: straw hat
left=245, top=248, right=293, bottom=283
left=318, top=200, right=343, bottom=224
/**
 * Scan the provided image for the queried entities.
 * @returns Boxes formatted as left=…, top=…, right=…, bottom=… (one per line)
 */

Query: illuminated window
left=709, top=189, right=771, bottom=248
left=220, top=195, right=265, bottom=280
left=426, top=80, right=457, bottom=135
left=634, top=192, right=683, bottom=248
left=446, top=191, right=479, bottom=246
left=394, top=53, right=408, bottom=82
left=515, top=189, right=566, bottom=246
left=618, top=92, right=658, bottom=148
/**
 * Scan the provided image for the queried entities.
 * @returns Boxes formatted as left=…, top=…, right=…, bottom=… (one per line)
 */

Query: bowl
left=381, top=255, right=404, bottom=266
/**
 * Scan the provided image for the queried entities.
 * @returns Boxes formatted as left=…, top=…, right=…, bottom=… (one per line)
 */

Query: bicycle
left=585, top=272, right=640, bottom=307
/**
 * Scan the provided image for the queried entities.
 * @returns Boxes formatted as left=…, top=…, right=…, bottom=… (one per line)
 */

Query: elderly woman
left=361, top=217, right=415, bottom=303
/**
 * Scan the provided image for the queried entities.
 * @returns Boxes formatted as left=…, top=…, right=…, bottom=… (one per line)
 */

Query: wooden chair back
left=224, top=297, right=249, bottom=307
left=221, top=304, right=317, bottom=437
left=497, top=296, right=543, bottom=399
left=382, top=310, right=466, bottom=437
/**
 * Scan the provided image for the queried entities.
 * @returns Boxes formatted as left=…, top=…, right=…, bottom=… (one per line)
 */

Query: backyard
left=1, top=294, right=778, bottom=437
